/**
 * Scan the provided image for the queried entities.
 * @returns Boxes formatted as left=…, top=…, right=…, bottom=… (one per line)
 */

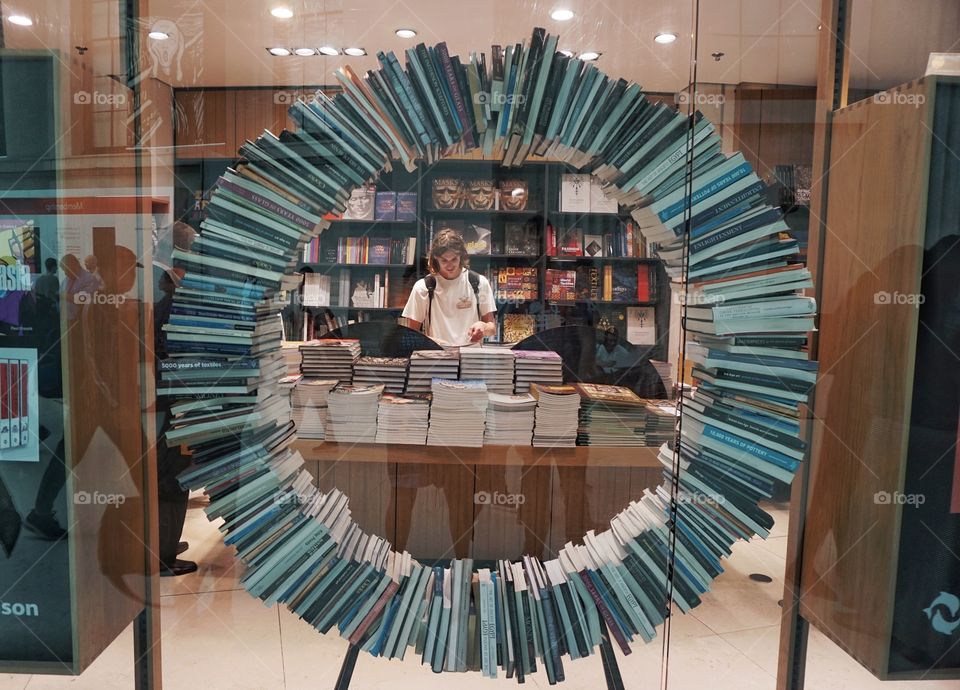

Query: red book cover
left=637, top=265, right=651, bottom=302
left=9, top=362, right=19, bottom=447
left=0, top=361, right=8, bottom=449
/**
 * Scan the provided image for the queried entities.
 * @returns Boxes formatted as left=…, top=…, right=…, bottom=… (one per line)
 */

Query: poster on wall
left=0, top=347, right=38, bottom=463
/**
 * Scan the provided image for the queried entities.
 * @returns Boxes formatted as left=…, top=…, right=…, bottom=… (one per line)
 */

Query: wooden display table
left=291, top=441, right=662, bottom=468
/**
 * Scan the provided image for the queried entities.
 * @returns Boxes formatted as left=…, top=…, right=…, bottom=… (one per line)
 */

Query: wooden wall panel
left=734, top=86, right=816, bottom=180
left=799, top=80, right=930, bottom=676
left=471, top=464, right=552, bottom=561
left=394, top=463, right=475, bottom=560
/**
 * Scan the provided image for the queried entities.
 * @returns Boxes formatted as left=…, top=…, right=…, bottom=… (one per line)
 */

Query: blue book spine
left=690, top=208, right=781, bottom=254
left=658, top=162, right=752, bottom=222
left=702, top=423, right=800, bottom=472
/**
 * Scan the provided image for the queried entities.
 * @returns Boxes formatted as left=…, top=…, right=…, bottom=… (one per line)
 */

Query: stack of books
left=575, top=383, right=647, bottom=446
left=426, top=379, right=488, bottom=448
left=375, top=394, right=431, bottom=444
left=353, top=356, right=409, bottom=394
left=282, top=341, right=302, bottom=375
left=326, top=384, right=383, bottom=443
left=513, top=350, right=564, bottom=393
left=484, top=393, right=536, bottom=445
left=291, top=378, right=338, bottom=439
left=406, top=349, right=460, bottom=394
left=529, top=384, right=580, bottom=447
left=299, top=339, right=361, bottom=383
left=643, top=400, right=677, bottom=447
left=459, top=346, right=516, bottom=395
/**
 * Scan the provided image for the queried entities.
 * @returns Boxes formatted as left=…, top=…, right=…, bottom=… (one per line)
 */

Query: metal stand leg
left=598, top=619, right=625, bottom=690
left=334, top=644, right=361, bottom=690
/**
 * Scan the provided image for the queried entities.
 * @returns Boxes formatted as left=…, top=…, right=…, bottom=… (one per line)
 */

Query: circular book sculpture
left=167, top=27, right=817, bottom=682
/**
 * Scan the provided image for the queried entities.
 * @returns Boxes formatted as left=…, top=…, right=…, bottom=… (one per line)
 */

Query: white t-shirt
left=402, top=269, right=496, bottom=346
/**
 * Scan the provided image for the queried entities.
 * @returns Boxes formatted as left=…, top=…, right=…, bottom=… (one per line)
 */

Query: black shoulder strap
left=467, top=270, right=482, bottom=319
left=423, top=274, right=437, bottom=333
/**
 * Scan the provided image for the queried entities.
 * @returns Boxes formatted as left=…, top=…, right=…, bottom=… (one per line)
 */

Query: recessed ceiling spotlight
left=654, top=32, right=677, bottom=44
left=558, top=49, right=575, bottom=58
left=344, top=47, right=367, bottom=56
left=318, top=46, right=340, bottom=56
left=294, top=48, right=317, bottom=56
left=8, top=15, right=33, bottom=26
left=268, top=47, right=291, bottom=56
left=551, top=9, right=574, bottom=21
left=270, top=7, right=294, bottom=19
left=579, top=51, right=601, bottom=61
left=148, top=31, right=170, bottom=40
left=395, top=28, right=417, bottom=39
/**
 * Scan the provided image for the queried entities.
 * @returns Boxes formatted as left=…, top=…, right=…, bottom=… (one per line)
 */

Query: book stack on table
left=575, top=383, right=648, bottom=447
left=326, top=384, right=383, bottom=443
left=291, top=378, right=338, bottom=440
left=529, top=384, right=580, bottom=448
left=353, top=356, right=409, bottom=394
left=483, top=392, right=536, bottom=446
left=299, top=339, right=361, bottom=383
left=375, top=394, right=431, bottom=445
left=427, top=379, right=488, bottom=448
left=405, top=349, right=460, bottom=394
left=512, top=350, right=563, bottom=394
left=458, top=346, right=516, bottom=395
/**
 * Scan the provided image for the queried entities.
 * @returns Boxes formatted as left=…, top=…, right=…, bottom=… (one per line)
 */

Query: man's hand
left=468, top=320, right=490, bottom=342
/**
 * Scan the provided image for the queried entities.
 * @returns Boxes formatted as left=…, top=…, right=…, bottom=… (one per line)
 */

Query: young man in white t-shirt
left=402, top=229, right=497, bottom=346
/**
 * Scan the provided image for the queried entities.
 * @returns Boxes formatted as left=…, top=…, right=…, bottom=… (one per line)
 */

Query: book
left=504, top=221, right=538, bottom=255
left=560, top=174, right=590, bottom=213
left=342, top=185, right=376, bottom=220
left=495, top=266, right=538, bottom=301
left=589, top=176, right=619, bottom=213
left=558, top=227, right=583, bottom=256
left=501, top=314, right=536, bottom=343
left=374, top=192, right=397, bottom=221
left=625, top=306, right=656, bottom=345
left=462, top=222, right=492, bottom=255
left=545, top=269, right=577, bottom=302
left=396, top=192, right=418, bottom=220
left=583, top=234, right=604, bottom=257
left=575, top=266, right=600, bottom=301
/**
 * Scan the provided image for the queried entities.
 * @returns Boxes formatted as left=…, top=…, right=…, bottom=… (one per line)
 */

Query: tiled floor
left=3, top=501, right=957, bottom=689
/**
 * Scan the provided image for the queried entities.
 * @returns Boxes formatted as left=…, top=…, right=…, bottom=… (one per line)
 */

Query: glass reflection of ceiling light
left=551, top=9, right=574, bottom=21
left=318, top=46, right=340, bottom=56
left=294, top=48, right=317, bottom=56
left=344, top=47, right=367, bottom=56
left=395, top=29, right=417, bottom=38
left=8, top=15, right=33, bottom=26
left=148, top=31, right=170, bottom=40
left=579, top=51, right=601, bottom=61
left=558, top=49, right=575, bottom=58
left=271, top=7, right=294, bottom=19
left=655, top=32, right=677, bottom=44
left=268, top=47, right=291, bottom=56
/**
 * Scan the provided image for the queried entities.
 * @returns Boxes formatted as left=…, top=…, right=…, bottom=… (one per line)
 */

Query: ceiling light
left=579, top=51, right=601, bottom=61
left=318, top=46, right=340, bottom=56
left=558, top=49, right=575, bottom=58
left=268, top=47, right=291, bottom=56
left=654, top=32, right=677, bottom=44
left=148, top=31, right=170, bottom=40
left=551, top=9, right=574, bottom=21
left=7, top=15, right=32, bottom=26
left=395, top=28, right=417, bottom=39
left=271, top=7, right=293, bottom=19
left=294, top=48, right=317, bottom=56
left=344, top=47, right=366, bottom=57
